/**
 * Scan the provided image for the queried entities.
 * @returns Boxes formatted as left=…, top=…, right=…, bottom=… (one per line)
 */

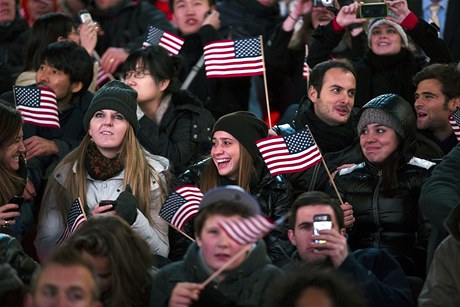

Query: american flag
left=303, top=44, right=310, bottom=80
left=55, top=198, right=87, bottom=246
left=219, top=214, right=280, bottom=245
left=256, top=128, right=322, bottom=176
left=203, top=37, right=264, bottom=78
left=449, top=108, right=460, bottom=142
left=159, top=185, right=203, bottom=230
left=142, top=26, right=184, bottom=55
left=14, top=85, right=60, bottom=129
left=96, top=65, right=111, bottom=88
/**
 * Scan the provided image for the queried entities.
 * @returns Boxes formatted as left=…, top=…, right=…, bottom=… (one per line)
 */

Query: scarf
left=85, top=141, right=124, bottom=181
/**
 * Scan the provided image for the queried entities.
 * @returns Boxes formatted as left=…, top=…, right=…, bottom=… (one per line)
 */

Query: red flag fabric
left=142, top=26, right=184, bottom=55
left=203, top=37, right=264, bottom=78
left=219, top=214, right=277, bottom=245
left=256, top=128, right=322, bottom=176
left=303, top=56, right=311, bottom=80
left=14, top=85, right=60, bottom=129
left=96, top=65, right=111, bottom=88
left=159, top=185, right=203, bottom=230
left=449, top=108, right=460, bottom=142
left=55, top=198, right=87, bottom=246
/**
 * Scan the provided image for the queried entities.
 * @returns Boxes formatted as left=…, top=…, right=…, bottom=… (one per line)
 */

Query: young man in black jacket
left=286, top=191, right=414, bottom=307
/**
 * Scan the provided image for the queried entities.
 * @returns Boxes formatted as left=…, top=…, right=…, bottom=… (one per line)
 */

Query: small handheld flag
left=203, top=37, right=264, bottom=78
left=256, top=128, right=322, bottom=176
left=219, top=214, right=279, bottom=245
left=142, top=26, right=185, bottom=55
left=55, top=197, right=87, bottom=246
left=159, top=185, right=203, bottom=231
left=449, top=108, right=460, bottom=142
left=14, top=85, right=60, bottom=129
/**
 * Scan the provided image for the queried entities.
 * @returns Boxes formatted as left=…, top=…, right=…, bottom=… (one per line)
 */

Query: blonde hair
left=200, top=144, right=256, bottom=193
left=40, top=125, right=168, bottom=228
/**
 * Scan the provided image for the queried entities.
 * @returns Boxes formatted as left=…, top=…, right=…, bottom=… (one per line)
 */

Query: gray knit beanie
left=357, top=108, right=405, bottom=137
left=368, top=18, right=409, bottom=48
left=83, top=80, right=139, bottom=133
left=212, top=111, right=268, bottom=159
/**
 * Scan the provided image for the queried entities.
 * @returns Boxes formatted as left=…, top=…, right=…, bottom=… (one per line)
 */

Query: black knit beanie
left=83, top=80, right=139, bottom=133
left=212, top=111, right=268, bottom=159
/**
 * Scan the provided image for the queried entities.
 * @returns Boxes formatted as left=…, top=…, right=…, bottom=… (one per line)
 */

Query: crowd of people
left=1, top=0, right=460, bottom=306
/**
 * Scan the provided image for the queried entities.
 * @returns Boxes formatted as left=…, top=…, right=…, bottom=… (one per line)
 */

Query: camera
left=313, top=214, right=332, bottom=244
left=313, top=0, right=334, bottom=7
left=5, top=196, right=24, bottom=222
left=357, top=3, right=388, bottom=19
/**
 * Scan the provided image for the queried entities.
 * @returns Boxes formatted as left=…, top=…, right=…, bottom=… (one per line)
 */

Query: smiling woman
left=35, top=81, right=171, bottom=261
left=333, top=93, right=436, bottom=278
left=0, top=101, right=26, bottom=230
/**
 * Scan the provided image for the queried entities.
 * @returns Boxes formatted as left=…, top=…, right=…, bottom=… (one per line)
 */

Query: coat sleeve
left=339, top=249, right=414, bottom=307
left=418, top=236, right=460, bottom=306
left=34, top=189, right=66, bottom=262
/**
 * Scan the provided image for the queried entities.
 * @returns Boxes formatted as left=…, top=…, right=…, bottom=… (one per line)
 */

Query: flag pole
left=76, top=197, right=87, bottom=219
left=304, top=125, right=344, bottom=206
left=259, top=35, right=272, bottom=128
left=168, top=223, right=195, bottom=242
left=92, top=51, right=115, bottom=81
left=201, top=244, right=252, bottom=287
left=305, top=44, right=309, bottom=88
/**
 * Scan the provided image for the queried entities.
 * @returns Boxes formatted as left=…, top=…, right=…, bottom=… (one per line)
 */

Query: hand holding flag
left=55, top=197, right=87, bottom=246
left=256, top=128, right=322, bottom=176
left=14, top=85, right=60, bottom=129
left=142, top=26, right=185, bottom=55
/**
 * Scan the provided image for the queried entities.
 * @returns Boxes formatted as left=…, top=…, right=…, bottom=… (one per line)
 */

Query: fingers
left=23, top=179, right=37, bottom=201
left=169, top=283, right=203, bottom=307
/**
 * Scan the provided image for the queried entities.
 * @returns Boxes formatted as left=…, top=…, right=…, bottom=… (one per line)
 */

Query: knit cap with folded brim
left=212, top=111, right=268, bottom=159
left=368, top=18, right=409, bottom=48
left=357, top=107, right=405, bottom=137
left=83, top=80, right=139, bottom=134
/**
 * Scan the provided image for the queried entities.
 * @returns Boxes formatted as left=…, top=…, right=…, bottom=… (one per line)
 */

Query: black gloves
left=115, top=185, right=138, bottom=225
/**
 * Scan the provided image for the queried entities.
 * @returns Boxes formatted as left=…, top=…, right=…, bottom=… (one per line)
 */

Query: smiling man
left=272, top=60, right=359, bottom=199
left=414, top=63, right=460, bottom=155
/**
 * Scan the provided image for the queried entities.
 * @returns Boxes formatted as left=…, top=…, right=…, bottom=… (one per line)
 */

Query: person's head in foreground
left=25, top=246, right=102, bottom=307
left=267, top=264, right=366, bottom=307
left=66, top=215, right=155, bottom=307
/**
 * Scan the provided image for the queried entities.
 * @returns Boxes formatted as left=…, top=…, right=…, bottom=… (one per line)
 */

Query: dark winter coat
left=0, top=15, right=28, bottom=95
left=170, top=157, right=294, bottom=264
left=150, top=241, right=283, bottom=307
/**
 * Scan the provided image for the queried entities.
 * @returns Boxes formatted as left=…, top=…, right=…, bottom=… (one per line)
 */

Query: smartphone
left=313, top=214, right=332, bottom=244
left=5, top=196, right=24, bottom=221
left=79, top=9, right=94, bottom=24
left=357, top=3, right=388, bottom=19
left=99, top=200, right=117, bottom=211
left=313, top=0, right=334, bottom=7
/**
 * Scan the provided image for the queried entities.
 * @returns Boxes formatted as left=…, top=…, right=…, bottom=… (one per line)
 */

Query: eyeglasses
left=124, top=70, right=151, bottom=79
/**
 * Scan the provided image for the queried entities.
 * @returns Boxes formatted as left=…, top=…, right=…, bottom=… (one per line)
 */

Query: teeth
left=217, top=159, right=230, bottom=163
left=101, top=131, right=113, bottom=135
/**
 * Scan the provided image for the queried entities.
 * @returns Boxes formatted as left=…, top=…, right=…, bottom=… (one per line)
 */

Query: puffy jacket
left=170, top=157, right=294, bottom=264
left=335, top=94, right=435, bottom=277
left=150, top=241, right=283, bottom=307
